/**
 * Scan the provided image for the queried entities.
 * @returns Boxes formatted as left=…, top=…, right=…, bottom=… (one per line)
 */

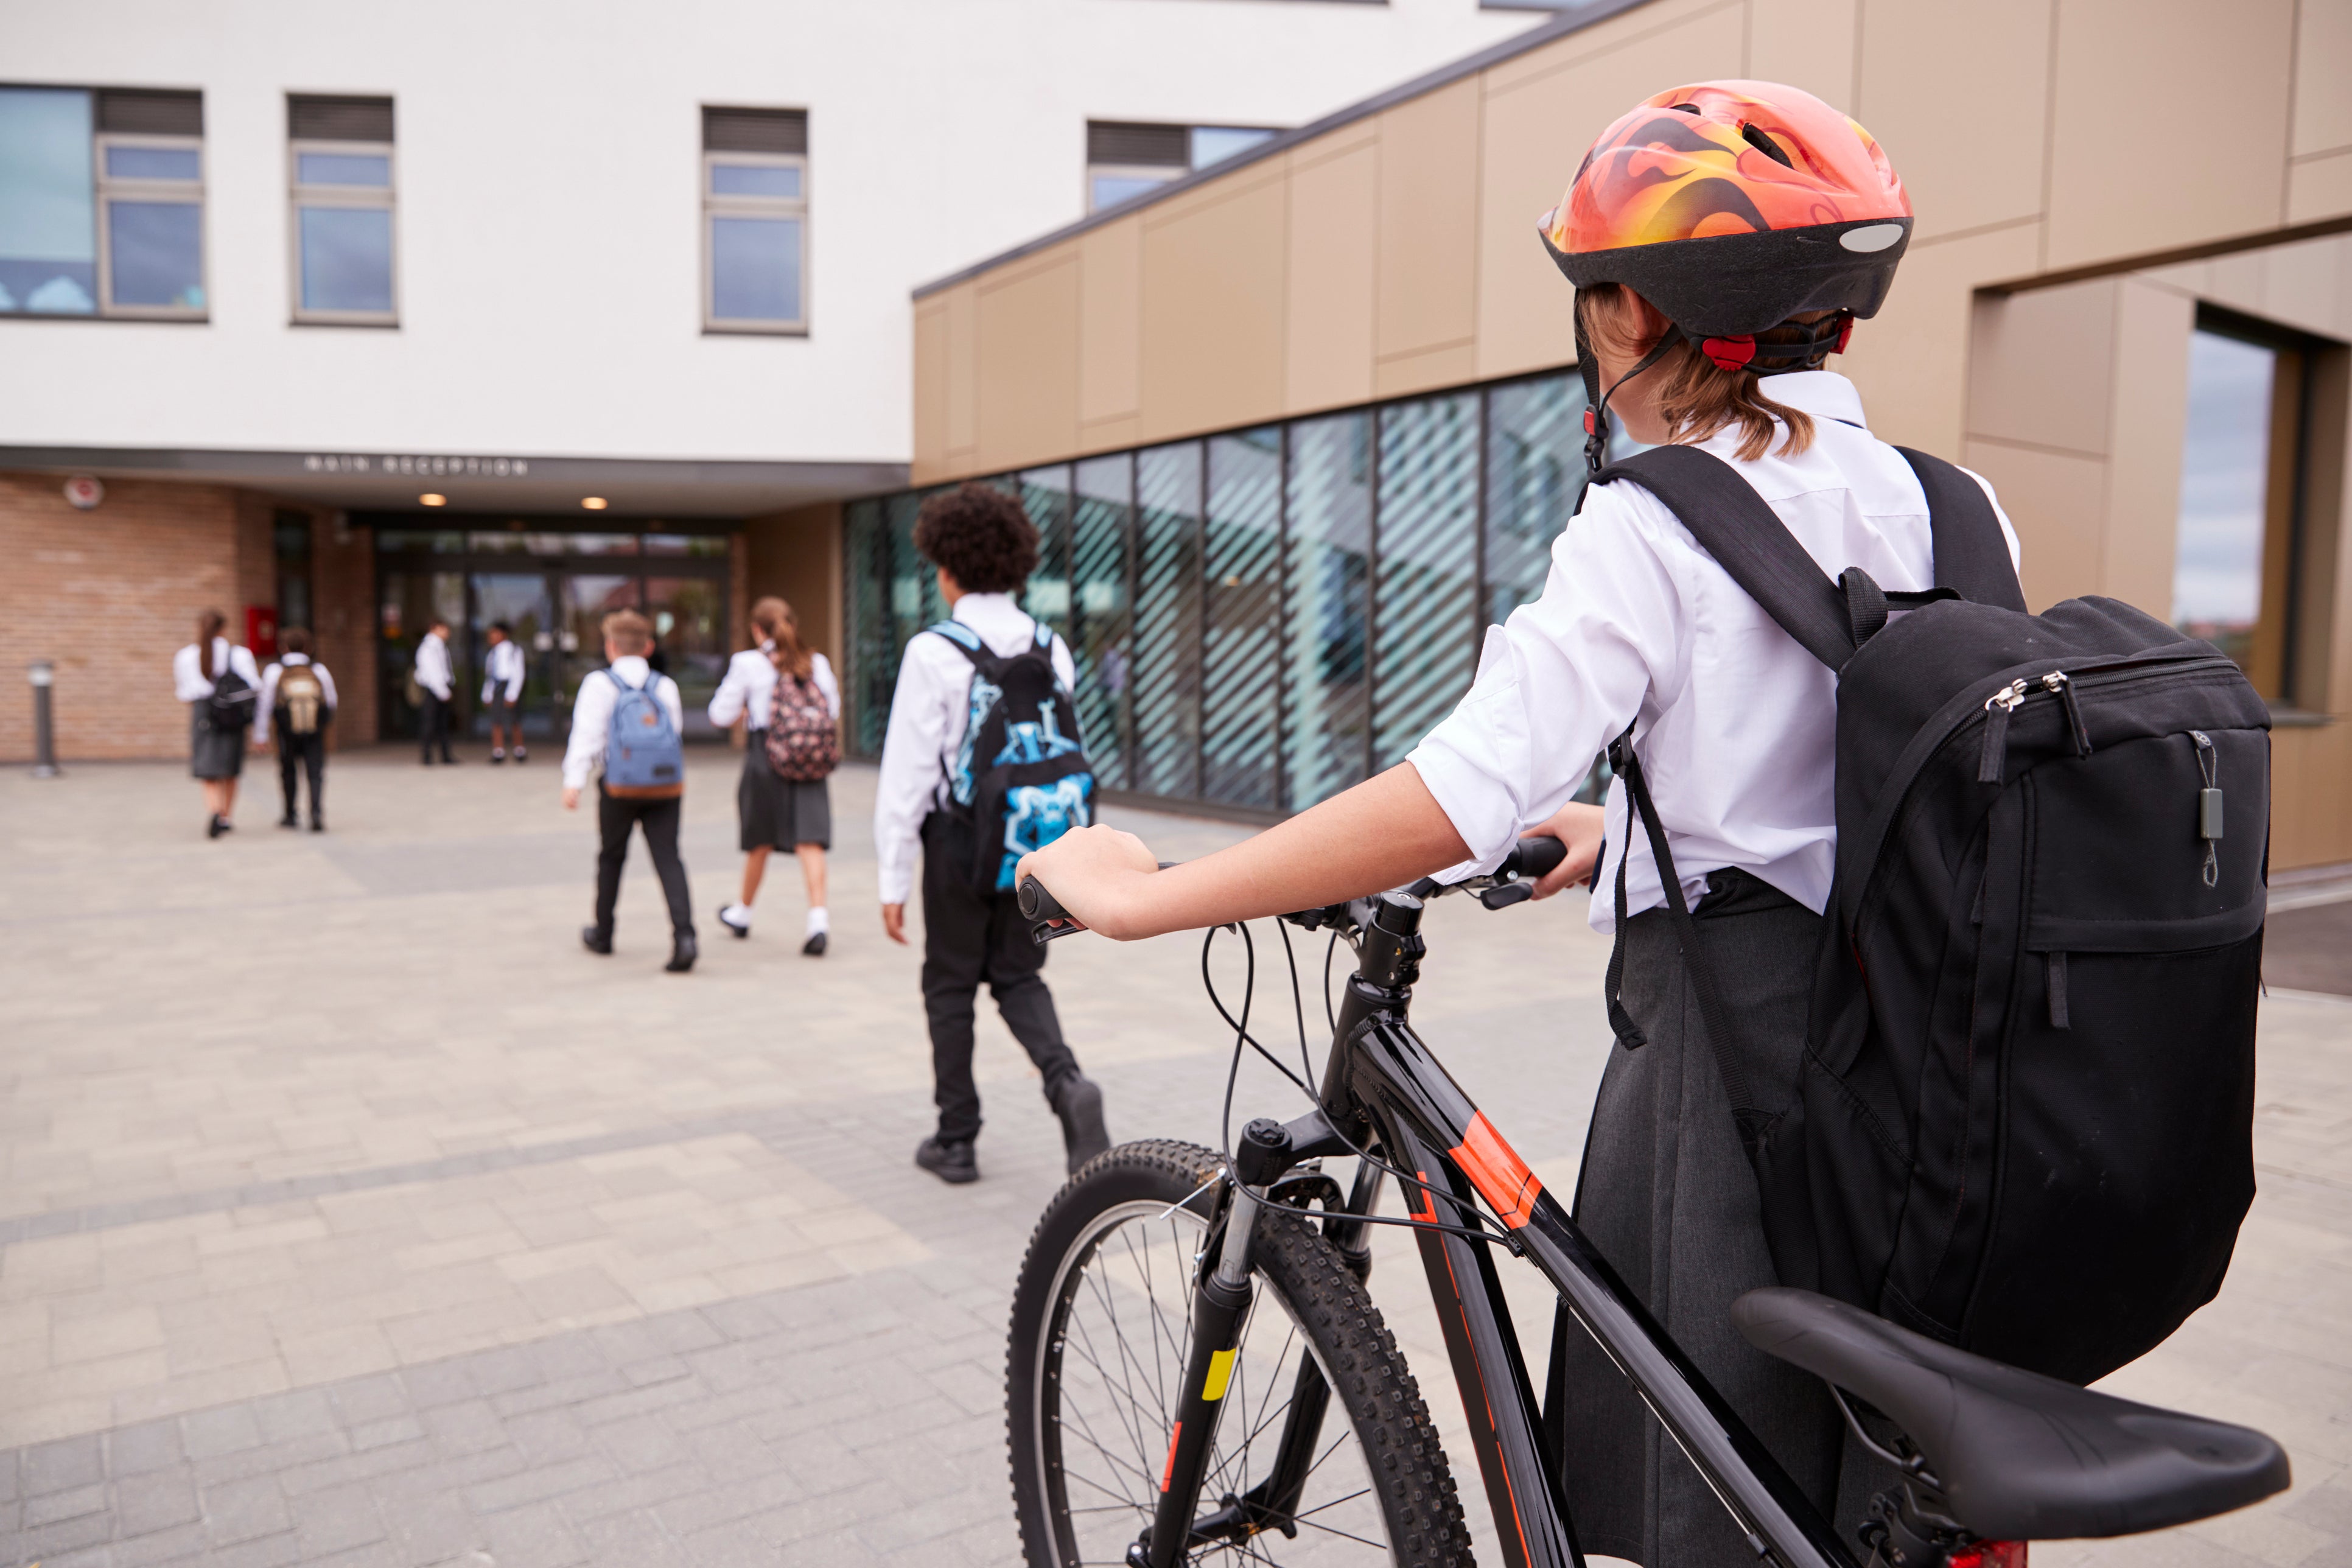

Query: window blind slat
left=289, top=95, right=395, bottom=144
left=704, top=107, right=808, bottom=155
left=1088, top=122, right=1188, bottom=168
left=97, top=89, right=203, bottom=136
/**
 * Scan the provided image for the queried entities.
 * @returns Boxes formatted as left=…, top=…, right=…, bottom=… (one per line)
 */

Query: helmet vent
left=1665, top=102, right=1701, bottom=114
left=1739, top=122, right=1795, bottom=168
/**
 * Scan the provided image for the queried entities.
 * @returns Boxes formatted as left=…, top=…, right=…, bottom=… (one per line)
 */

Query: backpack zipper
left=1976, top=680, right=2029, bottom=784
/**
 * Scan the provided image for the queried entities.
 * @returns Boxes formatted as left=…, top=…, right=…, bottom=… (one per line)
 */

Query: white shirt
left=562, top=656, right=685, bottom=789
left=413, top=631, right=453, bottom=700
left=251, top=654, right=340, bottom=745
left=173, top=639, right=262, bottom=703
left=873, top=592, right=1077, bottom=905
left=481, top=639, right=526, bottom=702
left=708, top=644, right=838, bottom=731
left=1407, top=373, right=2021, bottom=933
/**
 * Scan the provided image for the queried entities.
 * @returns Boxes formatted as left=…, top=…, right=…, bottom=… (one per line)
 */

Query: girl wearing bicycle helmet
left=1020, top=80, right=2018, bottom=1567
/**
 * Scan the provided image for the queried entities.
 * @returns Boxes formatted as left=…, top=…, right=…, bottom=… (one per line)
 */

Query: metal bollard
left=28, top=660, right=60, bottom=778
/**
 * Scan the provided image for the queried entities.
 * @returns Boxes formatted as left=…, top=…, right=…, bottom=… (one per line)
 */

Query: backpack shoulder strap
left=926, top=620, right=995, bottom=669
left=1892, top=447, right=2028, bottom=612
left=1593, top=445, right=1855, bottom=672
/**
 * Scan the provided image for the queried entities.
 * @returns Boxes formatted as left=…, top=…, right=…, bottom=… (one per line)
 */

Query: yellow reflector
left=1202, top=1348, right=1237, bottom=1402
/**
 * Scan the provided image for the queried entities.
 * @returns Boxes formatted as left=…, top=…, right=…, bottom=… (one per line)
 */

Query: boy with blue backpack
left=563, top=608, right=697, bottom=973
left=875, top=483, right=1110, bottom=1186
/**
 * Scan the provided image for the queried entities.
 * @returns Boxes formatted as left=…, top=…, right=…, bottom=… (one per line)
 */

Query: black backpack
left=206, top=665, right=257, bottom=733
left=1592, top=443, right=2267, bottom=1385
left=929, top=620, right=1096, bottom=894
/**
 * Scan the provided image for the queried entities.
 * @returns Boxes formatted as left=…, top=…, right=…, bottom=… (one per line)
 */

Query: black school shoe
left=716, top=906, right=751, bottom=939
left=581, top=925, right=614, bottom=955
left=1051, top=1075, right=1111, bottom=1174
left=802, top=931, right=827, bottom=957
left=206, top=813, right=226, bottom=839
left=665, top=932, right=698, bottom=973
left=310, top=814, right=325, bottom=833
left=915, top=1136, right=978, bottom=1185
left=278, top=814, right=299, bottom=830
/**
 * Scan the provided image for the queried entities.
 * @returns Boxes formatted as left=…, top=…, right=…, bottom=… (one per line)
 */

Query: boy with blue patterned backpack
left=564, top=608, right=698, bottom=973
left=875, top=484, right=1110, bottom=1185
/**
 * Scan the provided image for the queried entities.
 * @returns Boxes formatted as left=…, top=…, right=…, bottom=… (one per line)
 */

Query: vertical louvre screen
left=1283, top=412, right=1373, bottom=811
left=1133, top=443, right=1205, bottom=799
left=1073, top=455, right=1134, bottom=790
left=845, top=499, right=891, bottom=755
left=1019, top=466, right=1074, bottom=648
left=1484, top=375, right=1583, bottom=628
left=1372, top=393, right=1480, bottom=773
left=1203, top=430, right=1283, bottom=810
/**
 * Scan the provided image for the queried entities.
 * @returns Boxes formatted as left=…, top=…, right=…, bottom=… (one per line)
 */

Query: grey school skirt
left=1553, top=868, right=1893, bottom=1567
left=737, top=738, right=831, bottom=852
left=189, top=709, right=245, bottom=780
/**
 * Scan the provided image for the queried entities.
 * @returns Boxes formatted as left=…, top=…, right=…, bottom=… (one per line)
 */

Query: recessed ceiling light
left=419, top=493, right=447, bottom=506
left=580, top=496, right=609, bottom=511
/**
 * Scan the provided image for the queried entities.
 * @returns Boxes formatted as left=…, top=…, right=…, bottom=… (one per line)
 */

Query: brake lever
left=1477, top=882, right=1535, bottom=911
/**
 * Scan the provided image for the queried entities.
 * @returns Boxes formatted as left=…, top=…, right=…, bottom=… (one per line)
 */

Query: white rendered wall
left=0, top=0, right=1542, bottom=466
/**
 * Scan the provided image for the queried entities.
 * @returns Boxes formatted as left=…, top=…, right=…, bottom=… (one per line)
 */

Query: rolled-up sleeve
left=1406, top=488, right=1687, bottom=871
left=873, top=642, right=950, bottom=906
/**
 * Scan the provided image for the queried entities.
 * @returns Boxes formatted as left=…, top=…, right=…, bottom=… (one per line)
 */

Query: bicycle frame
left=1153, top=889, right=1863, bottom=1568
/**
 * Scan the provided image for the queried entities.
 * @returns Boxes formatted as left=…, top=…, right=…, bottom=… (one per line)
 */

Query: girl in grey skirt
left=709, top=597, right=838, bottom=954
left=173, top=608, right=263, bottom=839
left=1014, top=78, right=2017, bottom=1568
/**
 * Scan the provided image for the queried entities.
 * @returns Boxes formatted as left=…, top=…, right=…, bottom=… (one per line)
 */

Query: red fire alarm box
left=246, top=604, right=279, bottom=659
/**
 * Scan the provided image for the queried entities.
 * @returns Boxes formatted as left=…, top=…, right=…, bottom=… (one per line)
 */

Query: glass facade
left=841, top=368, right=1631, bottom=816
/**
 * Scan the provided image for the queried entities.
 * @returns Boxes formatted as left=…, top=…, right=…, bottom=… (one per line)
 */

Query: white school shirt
left=172, top=639, right=262, bottom=702
left=413, top=631, right=453, bottom=700
left=562, top=657, right=686, bottom=789
left=251, top=654, right=340, bottom=745
left=873, top=593, right=1077, bottom=905
left=707, top=645, right=839, bottom=731
left=481, top=639, right=526, bottom=702
left=1407, top=372, right=2021, bottom=934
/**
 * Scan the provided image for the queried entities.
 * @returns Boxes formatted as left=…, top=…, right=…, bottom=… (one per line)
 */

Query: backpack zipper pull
left=2192, top=730, right=2222, bottom=887
left=2044, top=670, right=2092, bottom=756
left=1979, top=680, right=2027, bottom=784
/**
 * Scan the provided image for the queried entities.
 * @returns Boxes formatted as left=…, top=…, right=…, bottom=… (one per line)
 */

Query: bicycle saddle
left=1732, top=1287, right=2289, bottom=1540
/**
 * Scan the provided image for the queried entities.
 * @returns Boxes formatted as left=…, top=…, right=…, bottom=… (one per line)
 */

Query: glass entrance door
left=469, top=573, right=558, bottom=740
left=644, top=576, right=726, bottom=738
left=558, top=573, right=642, bottom=738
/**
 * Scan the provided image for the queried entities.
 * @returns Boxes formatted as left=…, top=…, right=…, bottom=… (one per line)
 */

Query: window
left=1085, top=121, right=1281, bottom=212
left=703, top=106, right=807, bottom=333
left=2174, top=309, right=2319, bottom=704
left=274, top=511, right=314, bottom=633
left=289, top=95, right=396, bottom=324
left=0, top=86, right=203, bottom=318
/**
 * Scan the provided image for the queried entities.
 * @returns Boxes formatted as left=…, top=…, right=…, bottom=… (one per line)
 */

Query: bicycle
left=1004, top=841, right=2291, bottom=1567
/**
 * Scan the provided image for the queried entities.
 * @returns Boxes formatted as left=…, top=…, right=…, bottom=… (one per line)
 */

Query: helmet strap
left=1581, top=319, right=1685, bottom=477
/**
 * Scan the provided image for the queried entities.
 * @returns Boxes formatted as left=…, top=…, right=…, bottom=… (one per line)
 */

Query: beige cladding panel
left=2288, top=149, right=2352, bottom=227
left=1286, top=137, right=1379, bottom=415
left=1965, top=276, right=2118, bottom=457
left=2044, top=0, right=2295, bottom=271
left=1374, top=78, right=1482, bottom=366
left=1472, top=2, right=1743, bottom=384
left=2293, top=0, right=2352, bottom=159
left=946, top=284, right=978, bottom=461
left=2100, top=278, right=2194, bottom=617
left=974, top=251, right=1083, bottom=473
left=1855, top=0, right=2052, bottom=243
left=1963, top=438, right=2109, bottom=610
left=914, top=301, right=949, bottom=474
left=1138, top=173, right=1289, bottom=443
left=1080, top=218, right=1143, bottom=428
left=1746, top=0, right=1860, bottom=109
left=1841, top=221, right=2040, bottom=455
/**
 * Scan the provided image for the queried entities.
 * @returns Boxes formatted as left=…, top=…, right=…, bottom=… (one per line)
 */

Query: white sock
left=806, top=906, right=828, bottom=936
left=722, top=903, right=752, bottom=929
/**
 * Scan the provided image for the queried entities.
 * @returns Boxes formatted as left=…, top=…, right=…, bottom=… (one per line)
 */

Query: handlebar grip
left=1511, top=834, right=1568, bottom=883
left=1017, top=875, right=1069, bottom=924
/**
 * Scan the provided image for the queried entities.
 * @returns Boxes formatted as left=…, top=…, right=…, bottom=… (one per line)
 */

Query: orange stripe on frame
left=1160, top=1421, right=1181, bottom=1492
left=1449, top=1113, right=1542, bottom=1229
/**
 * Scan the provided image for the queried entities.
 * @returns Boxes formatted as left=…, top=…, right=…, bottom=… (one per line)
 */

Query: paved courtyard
left=2, top=748, right=2348, bottom=1568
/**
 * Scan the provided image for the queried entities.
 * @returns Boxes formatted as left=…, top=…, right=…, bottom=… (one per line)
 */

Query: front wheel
left=1006, top=1139, right=1472, bottom=1566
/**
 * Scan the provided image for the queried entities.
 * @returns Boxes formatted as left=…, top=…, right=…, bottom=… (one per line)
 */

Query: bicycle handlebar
left=1017, top=835, right=1570, bottom=943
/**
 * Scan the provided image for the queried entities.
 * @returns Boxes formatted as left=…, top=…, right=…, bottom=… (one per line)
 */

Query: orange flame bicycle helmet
left=1539, top=80, right=1911, bottom=471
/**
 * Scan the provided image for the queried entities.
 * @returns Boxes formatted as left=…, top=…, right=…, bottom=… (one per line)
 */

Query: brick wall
left=0, top=472, right=245, bottom=763
left=312, top=514, right=377, bottom=747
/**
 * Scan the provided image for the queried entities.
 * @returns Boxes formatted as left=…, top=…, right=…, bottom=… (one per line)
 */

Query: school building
left=0, top=0, right=1551, bottom=758
left=5, top=0, right=2351, bottom=871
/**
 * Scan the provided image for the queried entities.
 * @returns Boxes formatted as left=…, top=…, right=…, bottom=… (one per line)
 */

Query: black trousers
left=276, top=727, right=326, bottom=820
left=419, top=692, right=453, bottom=763
left=595, top=787, right=694, bottom=939
left=920, top=813, right=1079, bottom=1144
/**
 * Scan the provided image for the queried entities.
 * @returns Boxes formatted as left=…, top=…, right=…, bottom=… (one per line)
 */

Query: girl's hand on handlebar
left=1016, top=824, right=1161, bottom=939
left=1527, top=801, right=1606, bottom=898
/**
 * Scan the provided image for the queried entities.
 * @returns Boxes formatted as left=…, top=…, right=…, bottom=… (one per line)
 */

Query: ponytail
left=751, top=595, right=813, bottom=681
left=197, top=609, right=226, bottom=679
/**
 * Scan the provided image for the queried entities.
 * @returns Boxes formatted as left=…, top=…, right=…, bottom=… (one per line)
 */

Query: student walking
left=253, top=627, right=337, bottom=831
left=564, top=609, right=696, bottom=972
left=173, top=609, right=262, bottom=839
left=481, top=621, right=528, bottom=763
left=1018, top=81, right=2018, bottom=1567
left=875, top=484, right=1110, bottom=1186
left=415, top=617, right=457, bottom=765
left=710, top=597, right=839, bottom=954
